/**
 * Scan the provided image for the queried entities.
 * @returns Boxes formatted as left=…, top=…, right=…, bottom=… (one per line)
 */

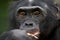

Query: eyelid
left=34, top=11, right=40, bottom=13
left=17, top=11, right=26, bottom=16
left=20, top=11, right=26, bottom=15
left=33, top=11, right=40, bottom=15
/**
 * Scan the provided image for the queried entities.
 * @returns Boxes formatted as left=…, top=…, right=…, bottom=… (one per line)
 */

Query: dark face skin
left=16, top=7, right=46, bottom=36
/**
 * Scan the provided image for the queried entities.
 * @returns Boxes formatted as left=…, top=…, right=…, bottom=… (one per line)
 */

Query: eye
left=20, top=12, right=26, bottom=15
left=33, top=11, right=40, bottom=15
left=17, top=11, right=26, bottom=16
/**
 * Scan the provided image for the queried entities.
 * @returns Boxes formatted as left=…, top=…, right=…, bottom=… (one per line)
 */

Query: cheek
left=33, top=16, right=45, bottom=22
left=16, top=15, right=26, bottom=21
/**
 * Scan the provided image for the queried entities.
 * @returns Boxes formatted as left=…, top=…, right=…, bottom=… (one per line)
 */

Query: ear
left=55, top=4, right=60, bottom=20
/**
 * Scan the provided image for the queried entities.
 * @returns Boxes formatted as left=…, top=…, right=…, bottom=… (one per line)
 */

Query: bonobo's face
left=16, top=6, right=47, bottom=38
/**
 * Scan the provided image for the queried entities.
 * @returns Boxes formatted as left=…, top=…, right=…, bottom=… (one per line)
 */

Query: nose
left=24, top=20, right=35, bottom=27
left=25, top=23, right=33, bottom=26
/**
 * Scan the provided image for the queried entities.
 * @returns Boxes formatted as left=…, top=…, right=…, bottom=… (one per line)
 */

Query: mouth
left=27, top=32, right=39, bottom=39
left=26, top=29, right=40, bottom=39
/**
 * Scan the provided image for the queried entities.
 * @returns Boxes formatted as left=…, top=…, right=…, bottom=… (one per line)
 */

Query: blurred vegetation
left=0, top=0, right=60, bottom=35
left=0, top=0, right=11, bottom=34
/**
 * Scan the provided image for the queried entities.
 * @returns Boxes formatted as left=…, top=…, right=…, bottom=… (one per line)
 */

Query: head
left=9, top=0, right=58, bottom=39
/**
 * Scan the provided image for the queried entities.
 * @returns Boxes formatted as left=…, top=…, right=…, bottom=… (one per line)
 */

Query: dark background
left=0, top=0, right=60, bottom=35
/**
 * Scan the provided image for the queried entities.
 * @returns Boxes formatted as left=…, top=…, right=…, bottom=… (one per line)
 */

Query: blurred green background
left=0, top=0, right=60, bottom=35
left=0, top=0, right=11, bottom=35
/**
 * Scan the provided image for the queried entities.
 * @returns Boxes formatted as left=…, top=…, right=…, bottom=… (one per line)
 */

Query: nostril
left=29, top=23, right=33, bottom=26
left=25, top=23, right=28, bottom=26
left=25, top=23, right=33, bottom=26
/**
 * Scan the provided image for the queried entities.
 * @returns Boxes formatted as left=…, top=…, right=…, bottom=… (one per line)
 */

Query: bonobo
left=0, top=0, right=60, bottom=40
